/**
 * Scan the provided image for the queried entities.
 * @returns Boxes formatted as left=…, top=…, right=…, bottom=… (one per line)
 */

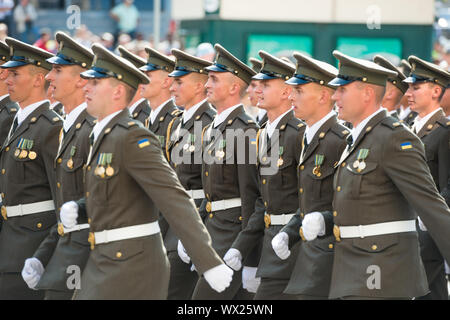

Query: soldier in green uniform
left=139, top=46, right=181, bottom=160
left=163, top=49, right=216, bottom=299
left=403, top=56, right=450, bottom=300
left=117, top=45, right=151, bottom=124
left=20, top=31, right=95, bottom=300
left=248, top=57, right=267, bottom=126
left=328, top=50, right=450, bottom=299
left=398, top=59, right=418, bottom=127
left=373, top=55, right=408, bottom=120
left=272, top=52, right=349, bottom=299
left=0, top=41, right=18, bottom=157
left=0, top=38, right=61, bottom=299
left=58, top=43, right=231, bottom=299
left=186, top=44, right=263, bottom=300
left=223, top=50, right=304, bottom=300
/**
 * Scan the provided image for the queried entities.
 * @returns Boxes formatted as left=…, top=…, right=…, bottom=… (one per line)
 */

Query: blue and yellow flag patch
left=138, top=139, right=151, bottom=149
left=401, top=142, right=412, bottom=150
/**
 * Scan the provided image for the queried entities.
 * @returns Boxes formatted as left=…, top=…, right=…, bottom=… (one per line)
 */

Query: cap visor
left=205, top=64, right=227, bottom=73
left=402, top=76, right=417, bottom=84
left=168, top=69, right=190, bottom=78
left=328, top=77, right=354, bottom=87
left=252, top=72, right=278, bottom=80
left=46, top=55, right=74, bottom=65
left=139, top=64, right=160, bottom=72
left=80, top=69, right=110, bottom=79
left=1, top=60, right=28, bottom=69
left=285, top=76, right=310, bottom=85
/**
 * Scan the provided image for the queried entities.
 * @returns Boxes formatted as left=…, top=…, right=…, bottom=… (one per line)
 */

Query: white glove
left=302, top=211, right=325, bottom=241
left=223, top=248, right=242, bottom=271
left=271, top=232, right=290, bottom=260
left=60, top=201, right=79, bottom=229
left=242, top=266, right=261, bottom=293
left=204, top=263, right=234, bottom=293
left=418, top=216, right=427, bottom=231
left=177, top=240, right=191, bottom=264
left=21, top=258, right=44, bottom=289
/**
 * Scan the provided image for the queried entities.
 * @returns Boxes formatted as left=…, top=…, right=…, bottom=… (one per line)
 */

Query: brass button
left=209, top=213, right=213, bottom=219
left=264, top=201, right=268, bottom=207
left=239, top=216, right=243, bottom=221
left=341, top=162, right=346, bottom=167
left=37, top=223, right=42, bottom=229
left=337, top=186, right=341, bottom=192
left=57, top=158, right=62, bottom=164
left=300, top=165, right=305, bottom=171
left=87, top=166, right=91, bottom=171
left=205, top=171, right=209, bottom=177
left=371, top=245, right=377, bottom=251
left=88, top=218, right=91, bottom=224
left=262, top=156, right=267, bottom=162
left=333, top=211, right=338, bottom=217
left=299, top=188, right=304, bottom=194
left=328, top=244, right=334, bottom=249
left=5, top=147, right=9, bottom=152
left=300, top=212, right=304, bottom=218
left=262, top=179, right=266, bottom=184
left=57, top=182, right=61, bottom=188
left=86, top=192, right=90, bottom=197
left=1, top=169, right=5, bottom=174
left=116, top=252, right=122, bottom=258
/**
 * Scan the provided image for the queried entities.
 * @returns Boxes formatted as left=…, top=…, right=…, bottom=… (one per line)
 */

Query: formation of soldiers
left=0, top=30, right=449, bottom=300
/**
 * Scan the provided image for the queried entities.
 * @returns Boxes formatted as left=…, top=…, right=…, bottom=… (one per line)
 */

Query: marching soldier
left=58, top=43, right=232, bottom=299
left=139, top=46, right=182, bottom=160
left=185, top=44, right=263, bottom=300
left=373, top=55, right=408, bottom=120
left=398, top=59, right=418, bottom=127
left=403, top=56, right=450, bottom=300
left=328, top=50, right=450, bottom=299
left=163, top=49, right=216, bottom=299
left=272, top=52, right=349, bottom=299
left=0, top=38, right=61, bottom=299
left=0, top=41, right=18, bottom=154
left=223, top=50, right=304, bottom=300
left=21, top=32, right=95, bottom=300
left=118, top=45, right=151, bottom=124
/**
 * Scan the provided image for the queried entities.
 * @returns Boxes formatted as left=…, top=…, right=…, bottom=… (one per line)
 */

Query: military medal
left=14, top=149, right=20, bottom=157
left=105, top=153, right=114, bottom=177
left=312, top=154, right=324, bottom=177
left=216, top=140, right=226, bottom=159
left=183, top=143, right=190, bottom=151
left=188, top=134, right=196, bottom=152
left=355, top=149, right=369, bottom=172
left=96, top=154, right=106, bottom=178
left=57, top=223, right=65, bottom=236
left=19, top=149, right=28, bottom=159
left=67, top=146, right=76, bottom=169
left=28, top=151, right=37, bottom=160
left=277, top=147, right=284, bottom=167
left=353, top=160, right=360, bottom=169
left=15, top=138, right=24, bottom=158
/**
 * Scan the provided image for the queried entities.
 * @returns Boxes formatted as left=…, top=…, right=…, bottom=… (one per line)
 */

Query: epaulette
left=330, top=123, right=351, bottom=138
left=204, top=107, right=217, bottom=120
left=85, top=114, right=97, bottom=127
left=381, top=117, right=404, bottom=130
left=42, top=109, right=63, bottom=123
left=117, top=119, right=140, bottom=129
left=437, top=118, right=450, bottom=128
left=286, top=117, right=304, bottom=131
left=6, top=103, right=18, bottom=114
left=236, top=112, right=258, bottom=127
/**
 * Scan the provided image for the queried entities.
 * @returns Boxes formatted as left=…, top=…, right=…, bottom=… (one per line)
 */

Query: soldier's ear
left=77, top=77, right=89, bottom=89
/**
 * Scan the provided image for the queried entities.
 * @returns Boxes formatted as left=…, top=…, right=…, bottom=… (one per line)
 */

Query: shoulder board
left=7, top=104, right=18, bottom=114
left=236, top=112, right=258, bottom=127
left=42, top=109, right=63, bottom=123
left=437, top=118, right=450, bottom=128
left=330, top=123, right=351, bottom=138
left=85, top=114, right=96, bottom=127
left=204, top=107, right=217, bottom=120
left=381, top=117, right=404, bottom=130
left=117, top=119, right=141, bottom=129
left=286, top=117, right=304, bottom=131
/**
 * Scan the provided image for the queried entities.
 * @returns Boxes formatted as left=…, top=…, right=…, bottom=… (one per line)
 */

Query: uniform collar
left=183, top=98, right=207, bottom=124
left=64, top=102, right=87, bottom=132
left=412, top=108, right=443, bottom=134
left=128, top=98, right=147, bottom=114
left=351, top=107, right=384, bottom=143
left=266, top=108, right=293, bottom=139
left=150, top=98, right=173, bottom=125
left=305, top=110, right=336, bottom=144
left=92, top=109, right=122, bottom=143
left=213, top=103, right=242, bottom=128
left=16, top=99, right=50, bottom=126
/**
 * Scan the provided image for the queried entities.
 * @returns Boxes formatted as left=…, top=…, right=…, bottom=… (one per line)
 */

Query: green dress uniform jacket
left=130, top=99, right=151, bottom=125
left=0, top=102, right=62, bottom=298
left=32, top=109, right=95, bottom=292
left=74, top=109, right=221, bottom=300
left=0, top=95, right=18, bottom=148
left=231, top=110, right=304, bottom=280
left=282, top=115, right=349, bottom=297
left=330, top=110, right=450, bottom=299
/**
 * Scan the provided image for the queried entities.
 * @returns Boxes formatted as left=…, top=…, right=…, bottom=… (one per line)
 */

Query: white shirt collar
left=183, top=98, right=207, bottom=124
left=266, top=108, right=292, bottom=139
left=213, top=104, right=242, bottom=128
left=305, top=110, right=336, bottom=144
left=64, top=102, right=87, bottom=132
left=16, top=99, right=50, bottom=126
left=413, top=108, right=442, bottom=134
left=351, top=108, right=385, bottom=143
left=129, top=98, right=147, bottom=114
left=257, top=108, right=267, bottom=122
left=92, top=110, right=122, bottom=143
left=150, top=98, right=172, bottom=125
left=398, top=105, right=411, bottom=120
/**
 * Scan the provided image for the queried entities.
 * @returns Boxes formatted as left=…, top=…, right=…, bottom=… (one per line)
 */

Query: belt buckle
left=206, top=201, right=212, bottom=213
left=88, top=232, right=95, bottom=250
left=264, top=214, right=271, bottom=229
left=333, top=225, right=341, bottom=242
left=57, top=223, right=65, bottom=236
left=1, top=206, right=7, bottom=220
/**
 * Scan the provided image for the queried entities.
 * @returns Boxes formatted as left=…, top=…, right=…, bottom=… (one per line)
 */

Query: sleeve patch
left=138, top=138, right=151, bottom=148
left=400, top=142, right=412, bottom=150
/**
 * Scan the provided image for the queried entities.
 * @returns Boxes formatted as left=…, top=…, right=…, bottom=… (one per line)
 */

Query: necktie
left=89, top=132, right=94, bottom=146
left=303, top=134, right=309, bottom=151
left=11, top=117, right=18, bottom=134
left=346, top=134, right=353, bottom=148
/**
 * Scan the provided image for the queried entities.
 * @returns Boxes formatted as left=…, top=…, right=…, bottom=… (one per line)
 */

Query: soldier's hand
left=271, top=232, right=290, bottom=260
left=417, top=216, right=427, bottom=231
left=60, top=201, right=79, bottom=229
left=177, top=240, right=191, bottom=264
left=302, top=211, right=325, bottom=241
left=223, top=248, right=242, bottom=271
left=242, top=266, right=261, bottom=293
left=204, top=263, right=234, bottom=293
left=21, top=257, right=44, bottom=289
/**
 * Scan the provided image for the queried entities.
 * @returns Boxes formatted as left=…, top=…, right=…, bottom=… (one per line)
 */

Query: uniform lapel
left=300, top=115, right=337, bottom=165
left=131, top=99, right=150, bottom=119
left=150, top=100, right=175, bottom=133
left=56, top=109, right=89, bottom=159
left=416, top=109, right=446, bottom=139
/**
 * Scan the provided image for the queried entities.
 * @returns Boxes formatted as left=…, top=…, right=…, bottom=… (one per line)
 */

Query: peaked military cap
left=253, top=50, right=295, bottom=81
left=373, top=55, right=408, bottom=94
left=286, top=52, right=338, bottom=89
left=80, top=43, right=149, bottom=89
left=169, top=48, right=212, bottom=77
left=47, top=31, right=94, bottom=68
left=404, top=55, right=450, bottom=88
left=0, top=41, right=10, bottom=62
left=329, top=50, right=397, bottom=87
left=118, top=45, right=147, bottom=68
left=139, top=47, right=175, bottom=73
left=1, top=37, right=54, bottom=71
left=249, top=57, right=262, bottom=73
left=206, top=44, right=256, bottom=84
left=399, top=59, right=412, bottom=77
